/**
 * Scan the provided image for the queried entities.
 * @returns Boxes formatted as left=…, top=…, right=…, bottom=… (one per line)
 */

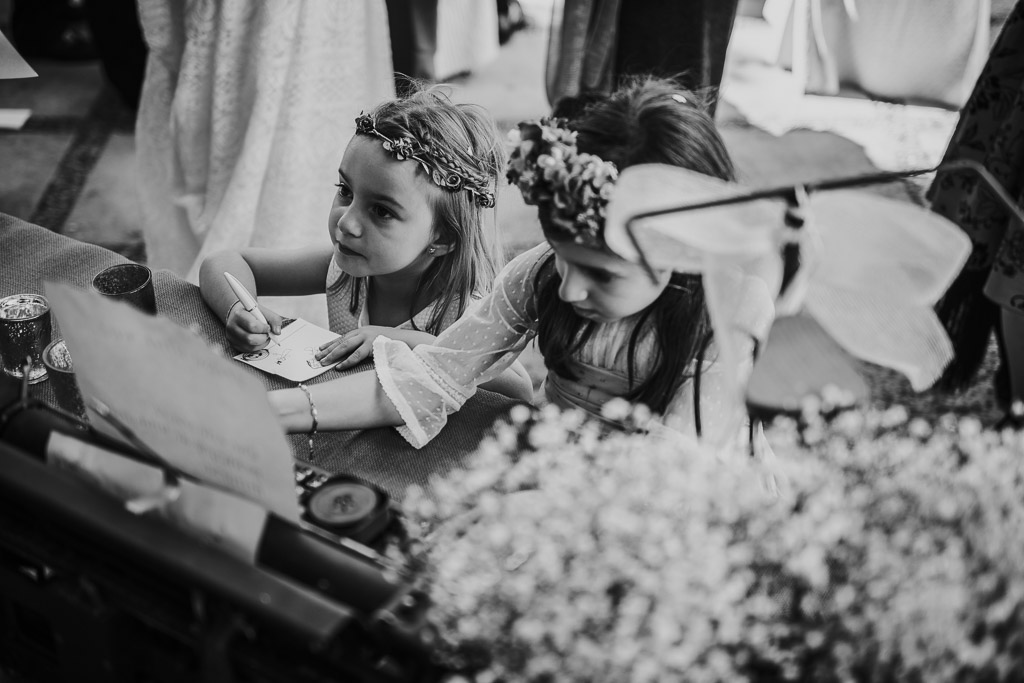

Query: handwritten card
left=45, top=282, right=301, bottom=523
left=234, top=318, right=341, bottom=383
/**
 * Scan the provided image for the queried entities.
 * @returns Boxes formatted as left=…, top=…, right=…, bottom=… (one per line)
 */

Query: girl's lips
left=573, top=306, right=599, bottom=319
left=338, top=244, right=362, bottom=258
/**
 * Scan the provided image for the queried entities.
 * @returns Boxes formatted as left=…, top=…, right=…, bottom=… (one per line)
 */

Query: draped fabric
left=545, top=0, right=739, bottom=110
left=931, top=1, right=1024, bottom=392
left=775, top=0, right=990, bottom=109
left=545, top=0, right=621, bottom=106
left=135, top=0, right=395, bottom=325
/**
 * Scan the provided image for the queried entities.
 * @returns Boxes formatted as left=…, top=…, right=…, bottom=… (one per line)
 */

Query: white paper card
left=234, top=317, right=341, bottom=382
left=45, top=282, right=301, bottom=522
left=47, top=432, right=268, bottom=564
left=0, top=109, right=31, bottom=129
left=0, top=28, right=36, bottom=80
left=158, top=478, right=268, bottom=564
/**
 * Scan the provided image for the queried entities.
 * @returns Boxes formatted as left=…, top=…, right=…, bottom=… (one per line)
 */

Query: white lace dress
left=136, top=0, right=395, bottom=323
left=373, top=242, right=773, bottom=449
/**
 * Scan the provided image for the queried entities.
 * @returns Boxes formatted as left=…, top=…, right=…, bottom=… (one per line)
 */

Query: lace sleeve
left=373, top=243, right=550, bottom=447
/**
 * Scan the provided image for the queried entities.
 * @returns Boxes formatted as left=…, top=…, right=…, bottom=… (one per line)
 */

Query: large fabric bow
left=603, top=164, right=972, bottom=436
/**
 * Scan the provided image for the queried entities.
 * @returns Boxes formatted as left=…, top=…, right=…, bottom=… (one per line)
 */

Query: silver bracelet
left=296, top=382, right=318, bottom=460
left=224, top=300, right=242, bottom=327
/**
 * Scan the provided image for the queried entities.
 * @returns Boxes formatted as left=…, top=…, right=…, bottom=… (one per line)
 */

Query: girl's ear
left=428, top=241, right=454, bottom=256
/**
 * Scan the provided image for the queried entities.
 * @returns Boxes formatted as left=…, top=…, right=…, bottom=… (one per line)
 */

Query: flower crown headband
left=355, top=112, right=496, bottom=208
left=506, top=116, right=619, bottom=246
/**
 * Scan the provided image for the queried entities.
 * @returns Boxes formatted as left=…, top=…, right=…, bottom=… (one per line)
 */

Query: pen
left=223, top=272, right=279, bottom=346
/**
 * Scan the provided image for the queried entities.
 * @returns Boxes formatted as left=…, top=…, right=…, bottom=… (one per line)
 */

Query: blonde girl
left=199, top=87, right=533, bottom=400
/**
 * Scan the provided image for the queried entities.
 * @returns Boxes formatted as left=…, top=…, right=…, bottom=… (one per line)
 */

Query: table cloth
left=0, top=212, right=522, bottom=500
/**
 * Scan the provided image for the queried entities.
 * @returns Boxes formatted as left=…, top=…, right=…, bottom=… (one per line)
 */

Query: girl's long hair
left=536, top=76, right=735, bottom=414
left=331, top=85, right=506, bottom=334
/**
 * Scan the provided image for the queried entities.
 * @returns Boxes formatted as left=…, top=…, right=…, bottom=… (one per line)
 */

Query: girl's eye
left=370, top=204, right=395, bottom=220
left=334, top=182, right=352, bottom=201
left=586, top=267, right=615, bottom=284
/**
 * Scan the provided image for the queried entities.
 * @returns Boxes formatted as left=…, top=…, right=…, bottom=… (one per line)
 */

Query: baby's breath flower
left=396, top=403, right=1024, bottom=682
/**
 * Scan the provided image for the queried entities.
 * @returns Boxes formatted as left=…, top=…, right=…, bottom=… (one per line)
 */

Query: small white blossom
left=393, top=403, right=1024, bottom=682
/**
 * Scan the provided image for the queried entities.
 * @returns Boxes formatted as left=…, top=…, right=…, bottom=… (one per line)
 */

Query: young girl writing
left=198, top=87, right=534, bottom=400
left=268, top=77, right=774, bottom=448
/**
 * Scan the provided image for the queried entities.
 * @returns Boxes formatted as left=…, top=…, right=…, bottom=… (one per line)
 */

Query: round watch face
left=306, top=481, right=381, bottom=527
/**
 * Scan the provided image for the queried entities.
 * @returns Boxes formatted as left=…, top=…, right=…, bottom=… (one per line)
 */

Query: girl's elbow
left=506, top=369, right=535, bottom=403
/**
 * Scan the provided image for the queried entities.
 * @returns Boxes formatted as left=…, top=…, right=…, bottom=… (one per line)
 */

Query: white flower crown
left=506, top=117, right=618, bottom=245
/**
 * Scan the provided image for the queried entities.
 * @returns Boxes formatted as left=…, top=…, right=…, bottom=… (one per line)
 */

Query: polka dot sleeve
left=373, top=243, right=550, bottom=447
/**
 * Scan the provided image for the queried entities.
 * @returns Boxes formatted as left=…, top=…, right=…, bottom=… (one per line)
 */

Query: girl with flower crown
left=199, top=87, right=534, bottom=402
left=267, top=77, right=774, bottom=449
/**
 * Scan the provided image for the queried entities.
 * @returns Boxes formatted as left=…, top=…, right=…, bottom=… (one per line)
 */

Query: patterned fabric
left=134, top=0, right=395, bottom=326
left=324, top=254, right=465, bottom=336
left=931, top=1, right=1024, bottom=390
left=372, top=242, right=771, bottom=448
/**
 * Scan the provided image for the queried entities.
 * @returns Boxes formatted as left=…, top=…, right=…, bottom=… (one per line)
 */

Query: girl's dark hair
left=536, top=76, right=736, bottom=414
left=331, top=85, right=506, bottom=334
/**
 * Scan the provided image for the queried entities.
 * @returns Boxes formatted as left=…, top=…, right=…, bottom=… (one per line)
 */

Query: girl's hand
left=225, top=302, right=285, bottom=351
left=316, top=325, right=390, bottom=370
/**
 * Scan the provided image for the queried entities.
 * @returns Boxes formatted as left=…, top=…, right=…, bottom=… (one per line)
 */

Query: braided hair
left=332, top=85, right=507, bottom=335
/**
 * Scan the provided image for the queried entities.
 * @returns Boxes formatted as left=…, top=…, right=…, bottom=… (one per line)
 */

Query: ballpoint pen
left=223, top=272, right=279, bottom=347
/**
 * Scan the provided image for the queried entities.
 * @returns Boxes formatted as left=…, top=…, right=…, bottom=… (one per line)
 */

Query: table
left=0, top=212, right=523, bottom=501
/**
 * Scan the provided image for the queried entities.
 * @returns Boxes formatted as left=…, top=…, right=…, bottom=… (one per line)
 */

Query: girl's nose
left=336, top=209, right=360, bottom=238
left=558, top=269, right=588, bottom=303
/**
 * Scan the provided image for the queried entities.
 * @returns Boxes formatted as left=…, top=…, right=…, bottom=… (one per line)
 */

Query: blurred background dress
left=135, top=0, right=395, bottom=322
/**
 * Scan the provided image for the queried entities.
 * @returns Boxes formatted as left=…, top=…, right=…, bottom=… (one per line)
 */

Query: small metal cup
left=92, top=263, right=157, bottom=314
left=43, top=338, right=87, bottom=419
left=0, top=293, right=52, bottom=384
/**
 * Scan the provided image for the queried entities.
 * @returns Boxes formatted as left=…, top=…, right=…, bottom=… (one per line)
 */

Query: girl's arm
left=370, top=245, right=548, bottom=446
left=272, top=244, right=550, bottom=445
left=199, top=246, right=334, bottom=320
left=269, top=369, right=403, bottom=432
left=319, top=326, right=535, bottom=402
left=199, top=246, right=333, bottom=349
left=478, top=360, right=534, bottom=402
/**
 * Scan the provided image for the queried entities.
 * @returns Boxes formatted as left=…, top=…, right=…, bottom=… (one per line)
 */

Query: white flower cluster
left=393, top=404, right=1024, bottom=682
left=506, top=118, right=618, bottom=244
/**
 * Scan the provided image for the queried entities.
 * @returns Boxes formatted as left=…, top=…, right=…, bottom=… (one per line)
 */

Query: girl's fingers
left=319, top=337, right=344, bottom=352
left=317, top=333, right=361, bottom=360
left=262, top=307, right=285, bottom=335
left=318, top=344, right=351, bottom=364
left=334, top=342, right=371, bottom=370
left=237, top=311, right=271, bottom=335
left=228, top=327, right=269, bottom=352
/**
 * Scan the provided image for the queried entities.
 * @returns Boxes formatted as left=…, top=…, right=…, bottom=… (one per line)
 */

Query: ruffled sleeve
left=373, top=243, right=551, bottom=447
